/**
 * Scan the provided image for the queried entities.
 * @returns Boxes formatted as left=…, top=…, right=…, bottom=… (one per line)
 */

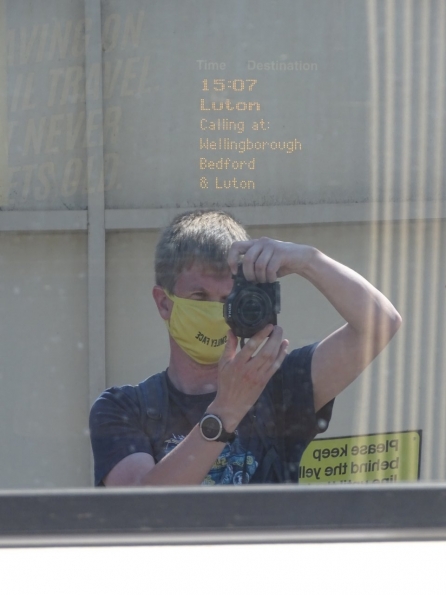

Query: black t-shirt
left=89, top=343, right=334, bottom=486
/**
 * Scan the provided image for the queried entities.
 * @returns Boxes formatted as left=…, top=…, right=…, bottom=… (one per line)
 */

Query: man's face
left=173, top=262, right=234, bottom=304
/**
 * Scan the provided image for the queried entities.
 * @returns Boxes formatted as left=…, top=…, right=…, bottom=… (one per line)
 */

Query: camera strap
left=247, top=408, right=284, bottom=483
left=135, top=371, right=170, bottom=458
left=248, top=391, right=286, bottom=483
left=270, top=368, right=298, bottom=483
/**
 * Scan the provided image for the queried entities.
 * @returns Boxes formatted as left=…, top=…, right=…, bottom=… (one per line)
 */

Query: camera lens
left=223, top=271, right=280, bottom=339
left=235, top=289, right=272, bottom=335
left=239, top=294, right=266, bottom=325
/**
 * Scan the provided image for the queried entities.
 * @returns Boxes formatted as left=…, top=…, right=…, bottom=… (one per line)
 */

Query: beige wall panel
left=106, top=231, right=169, bottom=387
left=0, top=233, right=89, bottom=488
left=106, top=220, right=446, bottom=481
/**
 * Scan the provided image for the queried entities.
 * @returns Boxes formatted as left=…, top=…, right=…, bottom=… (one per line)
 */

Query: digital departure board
left=102, top=0, right=370, bottom=210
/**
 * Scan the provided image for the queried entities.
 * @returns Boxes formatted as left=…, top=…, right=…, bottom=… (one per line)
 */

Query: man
left=90, top=209, right=401, bottom=486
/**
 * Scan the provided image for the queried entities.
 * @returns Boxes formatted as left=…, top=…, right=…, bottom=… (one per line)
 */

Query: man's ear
left=152, top=286, right=173, bottom=321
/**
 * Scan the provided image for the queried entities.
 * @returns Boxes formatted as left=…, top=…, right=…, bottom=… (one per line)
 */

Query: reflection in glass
left=0, top=0, right=445, bottom=489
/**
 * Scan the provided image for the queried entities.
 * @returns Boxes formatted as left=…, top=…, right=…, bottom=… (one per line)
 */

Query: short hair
left=155, top=209, right=250, bottom=292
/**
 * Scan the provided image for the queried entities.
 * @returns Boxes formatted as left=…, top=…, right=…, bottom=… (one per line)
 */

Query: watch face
left=201, top=415, right=222, bottom=440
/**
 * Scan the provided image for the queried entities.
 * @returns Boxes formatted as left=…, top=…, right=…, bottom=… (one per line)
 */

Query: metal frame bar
left=1, top=483, right=446, bottom=548
left=0, top=211, right=87, bottom=232
left=104, top=203, right=446, bottom=230
left=0, top=0, right=9, bottom=207
left=1, top=202, right=445, bottom=233
left=85, top=0, right=106, bottom=412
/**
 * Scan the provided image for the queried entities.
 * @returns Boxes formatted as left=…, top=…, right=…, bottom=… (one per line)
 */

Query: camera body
left=223, top=264, right=281, bottom=339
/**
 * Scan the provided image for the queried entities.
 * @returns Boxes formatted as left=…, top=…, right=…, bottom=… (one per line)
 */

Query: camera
left=223, top=264, right=281, bottom=339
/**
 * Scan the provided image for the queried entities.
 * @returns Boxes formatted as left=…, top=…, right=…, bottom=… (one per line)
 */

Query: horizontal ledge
left=1, top=483, right=446, bottom=547
left=105, top=202, right=446, bottom=230
left=1, top=202, right=444, bottom=232
left=0, top=210, right=87, bottom=232
left=2, top=528, right=446, bottom=549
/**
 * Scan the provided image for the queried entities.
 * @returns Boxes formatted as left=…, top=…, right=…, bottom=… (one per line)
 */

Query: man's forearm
left=141, top=425, right=226, bottom=486
left=298, top=247, right=402, bottom=338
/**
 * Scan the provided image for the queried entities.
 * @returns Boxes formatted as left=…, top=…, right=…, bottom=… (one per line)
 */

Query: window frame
left=1, top=483, right=446, bottom=548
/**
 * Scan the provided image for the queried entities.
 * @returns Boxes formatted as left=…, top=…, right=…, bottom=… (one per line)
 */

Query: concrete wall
left=0, top=232, right=89, bottom=488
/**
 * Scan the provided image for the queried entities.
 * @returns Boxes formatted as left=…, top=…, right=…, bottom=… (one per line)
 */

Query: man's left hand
left=228, top=238, right=312, bottom=283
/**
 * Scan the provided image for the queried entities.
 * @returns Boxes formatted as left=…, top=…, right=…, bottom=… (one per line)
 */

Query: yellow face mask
left=165, top=293, right=230, bottom=365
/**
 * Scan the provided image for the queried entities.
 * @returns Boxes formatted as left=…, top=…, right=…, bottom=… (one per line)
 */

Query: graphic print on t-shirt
left=162, top=435, right=258, bottom=485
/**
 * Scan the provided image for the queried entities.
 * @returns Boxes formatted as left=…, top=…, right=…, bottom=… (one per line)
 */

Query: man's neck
left=166, top=337, right=219, bottom=395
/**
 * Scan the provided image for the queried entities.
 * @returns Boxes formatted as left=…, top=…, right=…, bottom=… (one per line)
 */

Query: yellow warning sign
left=299, top=430, right=421, bottom=485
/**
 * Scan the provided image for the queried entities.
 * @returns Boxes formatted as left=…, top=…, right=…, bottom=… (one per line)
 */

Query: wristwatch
left=199, top=413, right=236, bottom=443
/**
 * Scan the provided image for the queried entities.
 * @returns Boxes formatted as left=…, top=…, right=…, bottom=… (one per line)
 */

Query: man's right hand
left=207, top=325, right=289, bottom=432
